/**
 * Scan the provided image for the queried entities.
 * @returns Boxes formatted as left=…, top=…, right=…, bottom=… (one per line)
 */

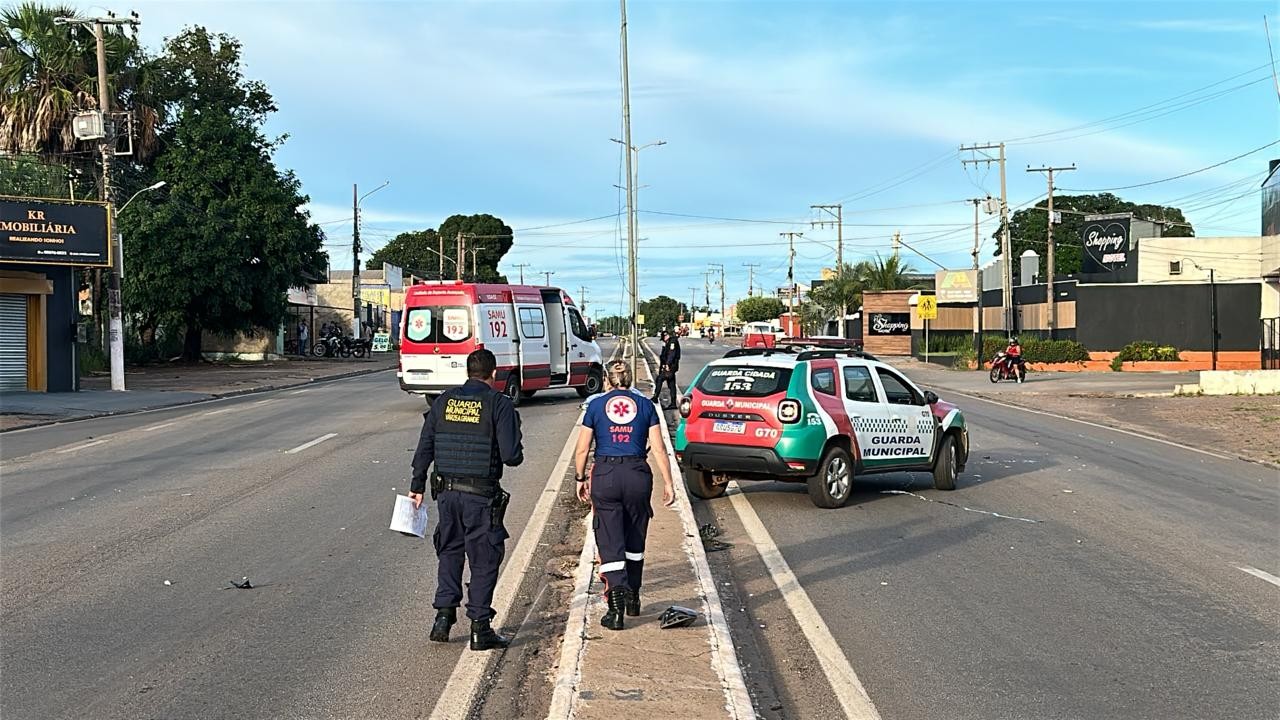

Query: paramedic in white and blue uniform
left=574, top=361, right=675, bottom=631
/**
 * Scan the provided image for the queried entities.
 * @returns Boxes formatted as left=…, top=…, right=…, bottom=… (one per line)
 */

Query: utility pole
left=619, top=0, right=638, bottom=376
left=578, top=286, right=589, bottom=314
left=455, top=231, right=464, bottom=281
left=703, top=271, right=712, bottom=307
left=812, top=204, right=844, bottom=336
left=709, top=263, right=725, bottom=330
left=352, top=183, right=361, bottom=337
left=969, top=198, right=985, bottom=367
left=742, top=263, right=760, bottom=296
left=59, top=13, right=140, bottom=390
left=781, top=232, right=802, bottom=330
left=892, top=230, right=901, bottom=260
left=961, top=142, right=1012, bottom=335
left=542, top=270, right=555, bottom=286
left=438, top=234, right=444, bottom=280
left=689, top=286, right=699, bottom=320
left=513, top=263, right=531, bottom=284
left=1027, top=164, right=1075, bottom=340
left=469, top=247, right=480, bottom=281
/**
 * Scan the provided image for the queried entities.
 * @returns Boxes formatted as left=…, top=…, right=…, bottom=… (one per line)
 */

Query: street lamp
left=1181, top=258, right=1219, bottom=370
left=610, top=137, right=665, bottom=377
left=352, top=180, right=390, bottom=338
left=107, top=179, right=166, bottom=391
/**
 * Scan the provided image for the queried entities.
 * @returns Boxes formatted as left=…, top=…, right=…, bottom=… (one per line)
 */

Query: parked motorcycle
left=989, top=351, right=1026, bottom=383
left=342, top=336, right=371, bottom=359
left=312, top=333, right=344, bottom=358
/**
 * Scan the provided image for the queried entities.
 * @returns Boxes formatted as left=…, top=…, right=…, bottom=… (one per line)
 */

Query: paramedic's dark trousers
left=590, top=457, right=653, bottom=592
left=433, top=489, right=508, bottom=622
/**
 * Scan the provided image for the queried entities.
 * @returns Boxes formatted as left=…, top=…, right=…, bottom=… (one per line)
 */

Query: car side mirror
left=924, top=390, right=939, bottom=405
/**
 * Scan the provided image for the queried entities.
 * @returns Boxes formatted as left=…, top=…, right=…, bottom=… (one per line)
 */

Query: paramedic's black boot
left=626, top=587, right=641, bottom=617
left=469, top=619, right=510, bottom=651
left=429, top=607, right=456, bottom=643
left=601, top=588, right=628, bottom=631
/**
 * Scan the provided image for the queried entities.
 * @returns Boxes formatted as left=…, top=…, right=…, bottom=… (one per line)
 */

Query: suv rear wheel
left=684, top=464, right=727, bottom=499
left=807, top=445, right=853, bottom=508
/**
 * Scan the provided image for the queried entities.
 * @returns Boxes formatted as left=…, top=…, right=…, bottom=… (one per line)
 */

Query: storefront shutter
left=0, top=294, right=28, bottom=391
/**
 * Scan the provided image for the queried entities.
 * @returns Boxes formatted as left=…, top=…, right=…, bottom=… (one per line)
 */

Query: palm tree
left=0, top=3, right=159, bottom=158
left=855, top=253, right=920, bottom=291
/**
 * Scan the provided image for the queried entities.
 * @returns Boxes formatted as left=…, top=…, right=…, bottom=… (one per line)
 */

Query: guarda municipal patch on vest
left=443, top=397, right=483, bottom=424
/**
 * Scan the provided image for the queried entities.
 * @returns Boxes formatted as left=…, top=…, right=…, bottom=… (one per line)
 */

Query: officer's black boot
left=469, top=619, right=510, bottom=651
left=625, top=587, right=641, bottom=617
left=429, top=607, right=456, bottom=643
left=601, top=587, right=628, bottom=631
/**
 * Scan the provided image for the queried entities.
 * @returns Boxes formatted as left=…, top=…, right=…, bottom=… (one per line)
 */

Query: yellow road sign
left=637, top=313, right=646, bottom=326
left=917, top=295, right=937, bottom=320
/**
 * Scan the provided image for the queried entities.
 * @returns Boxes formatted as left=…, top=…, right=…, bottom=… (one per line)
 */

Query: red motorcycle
left=989, top=351, right=1026, bottom=383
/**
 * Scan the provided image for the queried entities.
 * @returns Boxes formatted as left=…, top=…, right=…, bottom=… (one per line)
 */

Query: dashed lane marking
left=284, top=433, right=338, bottom=454
left=55, top=439, right=107, bottom=454
left=1237, top=566, right=1280, bottom=588
left=141, top=421, right=176, bottom=432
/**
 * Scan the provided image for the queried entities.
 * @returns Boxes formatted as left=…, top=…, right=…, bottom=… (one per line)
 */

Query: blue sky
left=94, top=0, right=1276, bottom=318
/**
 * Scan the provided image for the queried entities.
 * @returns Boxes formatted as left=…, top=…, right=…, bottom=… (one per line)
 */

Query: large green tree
left=998, top=192, right=1193, bottom=277
left=735, top=295, right=785, bottom=323
left=367, top=228, right=443, bottom=277
left=855, top=253, right=918, bottom=290
left=436, top=213, right=512, bottom=283
left=121, top=27, right=325, bottom=359
left=638, top=294, right=682, bottom=334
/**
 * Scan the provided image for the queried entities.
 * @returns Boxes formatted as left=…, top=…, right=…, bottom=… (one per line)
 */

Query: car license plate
left=712, top=420, right=745, bottom=435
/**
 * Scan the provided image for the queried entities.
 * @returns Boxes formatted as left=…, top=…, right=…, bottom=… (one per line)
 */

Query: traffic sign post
left=916, top=295, right=937, bottom=363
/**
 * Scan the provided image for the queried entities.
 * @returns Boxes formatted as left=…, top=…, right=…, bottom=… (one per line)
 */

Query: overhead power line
left=1059, top=139, right=1280, bottom=193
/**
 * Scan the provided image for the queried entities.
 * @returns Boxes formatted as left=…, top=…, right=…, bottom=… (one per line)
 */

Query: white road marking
left=56, top=439, right=107, bottom=454
left=1237, top=566, right=1280, bottom=588
left=284, top=433, right=337, bottom=454
left=253, top=399, right=275, bottom=406
left=204, top=406, right=241, bottom=416
left=288, top=388, right=311, bottom=395
left=727, top=483, right=882, bottom=720
left=141, top=421, right=176, bottom=433
left=880, top=489, right=1041, bottom=523
left=428, top=411, right=581, bottom=720
left=547, top=515, right=597, bottom=720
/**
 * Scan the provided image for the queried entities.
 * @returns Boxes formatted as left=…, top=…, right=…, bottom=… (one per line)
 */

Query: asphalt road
left=0, top=370, right=587, bottom=720
left=655, top=337, right=1279, bottom=720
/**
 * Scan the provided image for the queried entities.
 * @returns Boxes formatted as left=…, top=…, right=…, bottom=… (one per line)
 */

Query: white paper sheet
left=389, top=494, right=429, bottom=537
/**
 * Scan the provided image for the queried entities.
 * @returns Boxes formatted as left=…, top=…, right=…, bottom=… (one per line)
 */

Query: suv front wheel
left=807, top=445, right=854, bottom=508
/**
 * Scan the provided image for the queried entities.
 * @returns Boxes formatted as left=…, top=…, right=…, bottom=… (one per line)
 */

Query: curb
left=0, top=364, right=395, bottom=434
left=638, top=339, right=757, bottom=719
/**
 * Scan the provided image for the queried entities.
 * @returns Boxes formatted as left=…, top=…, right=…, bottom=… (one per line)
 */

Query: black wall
left=45, top=265, right=77, bottom=392
left=1076, top=283, right=1260, bottom=352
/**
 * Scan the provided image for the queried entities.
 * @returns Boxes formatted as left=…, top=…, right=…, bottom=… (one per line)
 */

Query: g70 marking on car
left=754, top=427, right=779, bottom=439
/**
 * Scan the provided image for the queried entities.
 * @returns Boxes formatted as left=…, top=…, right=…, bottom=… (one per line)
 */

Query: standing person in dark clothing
left=575, top=361, right=675, bottom=631
left=409, top=349, right=524, bottom=651
left=651, top=330, right=682, bottom=409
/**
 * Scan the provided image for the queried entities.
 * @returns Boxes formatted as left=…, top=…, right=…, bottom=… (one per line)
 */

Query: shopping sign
left=916, top=295, right=937, bottom=320
left=934, top=269, right=978, bottom=303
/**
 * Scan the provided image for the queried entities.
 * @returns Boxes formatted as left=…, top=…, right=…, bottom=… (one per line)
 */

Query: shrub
left=78, top=343, right=107, bottom=375
left=1115, top=341, right=1180, bottom=362
left=952, top=342, right=976, bottom=370
left=983, top=336, right=1090, bottom=364
left=1109, top=355, right=1124, bottom=372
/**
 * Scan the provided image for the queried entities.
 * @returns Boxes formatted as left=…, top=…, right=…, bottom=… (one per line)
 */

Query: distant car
left=675, top=347, right=968, bottom=508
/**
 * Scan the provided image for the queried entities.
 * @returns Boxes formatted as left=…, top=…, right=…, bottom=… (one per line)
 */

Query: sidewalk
left=548, top=342, right=754, bottom=719
left=0, top=354, right=396, bottom=432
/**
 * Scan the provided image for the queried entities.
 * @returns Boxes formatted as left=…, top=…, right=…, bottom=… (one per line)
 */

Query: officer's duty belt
left=594, top=455, right=647, bottom=464
left=440, top=478, right=500, bottom=498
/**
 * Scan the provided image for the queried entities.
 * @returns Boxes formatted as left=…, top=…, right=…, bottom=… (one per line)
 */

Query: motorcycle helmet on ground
left=660, top=605, right=699, bottom=629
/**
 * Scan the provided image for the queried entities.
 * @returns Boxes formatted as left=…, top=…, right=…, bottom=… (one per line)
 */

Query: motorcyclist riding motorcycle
left=990, top=337, right=1026, bottom=383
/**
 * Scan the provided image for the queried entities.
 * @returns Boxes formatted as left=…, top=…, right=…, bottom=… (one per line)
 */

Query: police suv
left=674, top=346, right=969, bottom=508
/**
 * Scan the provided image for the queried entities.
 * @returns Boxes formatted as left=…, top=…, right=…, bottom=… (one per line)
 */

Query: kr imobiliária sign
left=0, top=197, right=110, bottom=267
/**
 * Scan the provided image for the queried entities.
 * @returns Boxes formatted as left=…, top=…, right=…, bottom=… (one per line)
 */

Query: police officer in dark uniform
left=575, top=361, right=675, bottom=630
left=651, top=330, right=682, bottom=409
left=410, top=349, right=523, bottom=651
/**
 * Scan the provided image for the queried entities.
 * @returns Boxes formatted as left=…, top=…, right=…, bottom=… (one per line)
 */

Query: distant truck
left=398, top=281, right=605, bottom=406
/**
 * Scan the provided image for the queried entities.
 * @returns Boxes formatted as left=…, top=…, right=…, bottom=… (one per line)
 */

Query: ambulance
left=398, top=281, right=605, bottom=406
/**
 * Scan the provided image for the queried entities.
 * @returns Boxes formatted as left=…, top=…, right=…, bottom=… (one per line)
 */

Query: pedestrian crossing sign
left=916, top=295, right=937, bottom=320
